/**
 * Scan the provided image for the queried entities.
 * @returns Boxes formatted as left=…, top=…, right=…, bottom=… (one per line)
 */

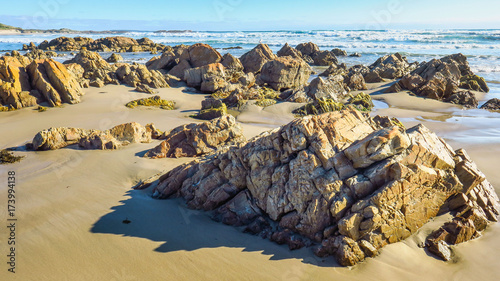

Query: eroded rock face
left=144, top=109, right=499, bottom=266
left=30, top=122, right=152, bottom=151
left=259, top=56, right=312, bottom=91
left=36, top=36, right=166, bottom=53
left=0, top=56, right=83, bottom=109
left=387, top=54, right=489, bottom=103
left=239, top=44, right=277, bottom=73
left=144, top=115, right=245, bottom=159
left=64, top=49, right=118, bottom=86
left=367, top=53, right=415, bottom=80
left=480, top=98, right=500, bottom=111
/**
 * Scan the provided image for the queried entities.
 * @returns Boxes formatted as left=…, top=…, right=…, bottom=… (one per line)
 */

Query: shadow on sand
left=90, top=186, right=339, bottom=268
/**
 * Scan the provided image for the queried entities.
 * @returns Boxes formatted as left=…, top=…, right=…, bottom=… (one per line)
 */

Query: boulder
left=184, top=63, right=226, bottom=90
left=27, top=59, right=83, bottom=106
left=311, top=50, right=338, bottom=66
left=145, top=109, right=499, bottom=266
left=331, top=48, right=347, bottom=56
left=277, top=43, right=303, bottom=59
left=185, top=43, right=222, bottom=68
left=386, top=54, right=488, bottom=101
left=107, top=53, right=123, bottom=63
left=259, top=56, right=312, bottom=91
left=296, top=42, right=320, bottom=57
left=444, top=91, right=478, bottom=108
left=144, top=115, right=245, bottom=159
left=64, top=49, right=117, bottom=86
left=239, top=44, right=277, bottom=73
left=480, top=98, right=500, bottom=111
left=31, top=122, right=152, bottom=151
left=368, top=53, right=414, bottom=80
left=221, top=53, right=244, bottom=72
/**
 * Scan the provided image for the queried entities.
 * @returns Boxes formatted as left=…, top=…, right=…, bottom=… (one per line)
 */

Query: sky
left=1, top=0, right=499, bottom=31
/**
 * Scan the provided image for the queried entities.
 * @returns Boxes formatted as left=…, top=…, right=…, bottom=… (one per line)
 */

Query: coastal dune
left=1, top=84, right=500, bottom=280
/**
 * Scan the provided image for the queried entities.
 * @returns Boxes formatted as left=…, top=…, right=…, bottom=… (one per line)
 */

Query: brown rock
left=144, top=115, right=245, bottom=159
left=239, top=44, right=277, bottom=73
left=259, top=56, right=312, bottom=91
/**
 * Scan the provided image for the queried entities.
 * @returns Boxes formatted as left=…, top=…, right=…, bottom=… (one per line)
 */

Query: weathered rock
left=387, top=54, right=489, bottom=102
left=259, top=56, right=312, bottom=91
left=296, top=42, right=320, bottom=57
left=64, top=49, right=117, bottom=86
left=239, top=44, right=277, bottom=73
left=27, top=59, right=83, bottom=106
left=311, top=50, right=338, bottom=66
left=480, top=98, right=500, bottom=111
left=107, top=53, right=123, bottom=63
left=369, top=53, right=413, bottom=80
left=0, top=56, right=34, bottom=108
left=135, top=83, right=156, bottom=94
left=185, top=43, right=222, bottom=68
left=144, top=115, right=245, bottom=159
left=221, top=53, right=243, bottom=72
left=444, top=91, right=478, bottom=108
left=184, top=63, right=226, bottom=90
left=277, top=43, right=303, bottom=60
left=31, top=122, right=153, bottom=151
left=37, top=36, right=166, bottom=53
left=331, top=48, right=347, bottom=57
left=115, top=63, right=168, bottom=88
left=145, top=108, right=499, bottom=266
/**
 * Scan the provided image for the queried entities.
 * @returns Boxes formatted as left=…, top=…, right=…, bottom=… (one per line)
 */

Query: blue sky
left=1, top=0, right=499, bottom=31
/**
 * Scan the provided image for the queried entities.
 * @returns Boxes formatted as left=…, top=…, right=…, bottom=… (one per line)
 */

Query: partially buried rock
left=444, top=91, right=478, bottom=108
left=125, top=95, right=175, bottom=110
left=135, top=83, right=157, bottom=94
left=144, top=108, right=499, bottom=266
left=195, top=98, right=227, bottom=120
left=30, top=122, right=153, bottom=151
left=144, top=115, right=245, bottom=159
left=480, top=98, right=500, bottom=111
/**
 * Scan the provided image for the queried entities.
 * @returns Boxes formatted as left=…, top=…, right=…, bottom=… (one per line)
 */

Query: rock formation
left=34, top=36, right=166, bottom=53
left=240, top=44, right=277, bottom=74
left=259, top=56, right=312, bottom=91
left=386, top=54, right=489, bottom=105
left=139, top=109, right=499, bottom=266
left=480, top=98, right=500, bottom=111
left=365, top=53, right=417, bottom=82
left=30, top=122, right=152, bottom=150
left=0, top=55, right=83, bottom=109
left=144, top=115, right=245, bottom=159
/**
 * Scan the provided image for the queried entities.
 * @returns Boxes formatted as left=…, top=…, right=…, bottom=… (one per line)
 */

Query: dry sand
left=1, top=84, right=500, bottom=281
left=0, top=30, right=21, bottom=35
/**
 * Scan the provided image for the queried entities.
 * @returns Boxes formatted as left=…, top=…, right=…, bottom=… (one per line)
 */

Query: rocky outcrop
left=141, top=109, right=499, bottom=266
left=480, top=98, right=500, bottom=111
left=115, top=63, right=169, bottom=89
left=0, top=56, right=83, bottom=109
left=35, top=36, right=166, bottom=53
left=444, top=91, right=478, bottom=109
left=184, top=63, right=226, bottom=91
left=107, top=53, right=123, bottom=63
left=386, top=54, right=489, bottom=102
left=277, top=43, right=303, bottom=60
left=144, top=115, right=245, bottom=159
left=259, top=56, right=312, bottom=91
left=239, top=44, right=277, bottom=73
left=64, top=49, right=118, bottom=86
left=365, top=53, right=416, bottom=82
left=195, top=98, right=228, bottom=120
left=295, top=42, right=338, bottom=66
left=221, top=53, right=243, bottom=72
left=30, top=122, right=152, bottom=151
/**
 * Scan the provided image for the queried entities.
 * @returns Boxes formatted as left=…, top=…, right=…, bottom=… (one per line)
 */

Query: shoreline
left=1, top=84, right=500, bottom=280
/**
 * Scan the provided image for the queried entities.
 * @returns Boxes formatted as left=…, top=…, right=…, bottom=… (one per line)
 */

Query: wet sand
left=1, top=84, right=500, bottom=281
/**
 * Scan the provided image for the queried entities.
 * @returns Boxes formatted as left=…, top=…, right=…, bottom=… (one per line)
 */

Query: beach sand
left=0, top=30, right=21, bottom=35
left=1, top=84, right=500, bottom=281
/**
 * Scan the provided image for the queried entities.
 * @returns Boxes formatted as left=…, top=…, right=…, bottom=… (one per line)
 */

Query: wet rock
left=144, top=115, right=245, bottom=159
left=444, top=91, right=478, bottom=108
left=331, top=48, right=348, bottom=57
left=296, top=42, right=320, bottom=57
left=277, top=43, right=303, bottom=60
left=107, top=53, right=123, bottom=63
left=259, top=56, right=312, bottom=91
left=480, top=98, right=500, bottom=111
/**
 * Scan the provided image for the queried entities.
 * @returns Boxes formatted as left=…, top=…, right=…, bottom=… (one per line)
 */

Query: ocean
left=1, top=29, right=499, bottom=102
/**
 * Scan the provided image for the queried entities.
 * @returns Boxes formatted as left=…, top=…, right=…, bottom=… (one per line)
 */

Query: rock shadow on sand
left=90, top=186, right=339, bottom=268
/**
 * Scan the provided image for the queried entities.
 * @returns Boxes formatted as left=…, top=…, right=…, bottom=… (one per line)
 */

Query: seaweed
left=38, top=106, right=48, bottom=112
left=125, top=95, right=175, bottom=110
left=294, top=97, right=345, bottom=116
left=195, top=103, right=227, bottom=120
left=348, top=92, right=374, bottom=111
left=0, top=150, right=24, bottom=164
left=255, top=99, right=277, bottom=107
left=460, top=74, right=489, bottom=92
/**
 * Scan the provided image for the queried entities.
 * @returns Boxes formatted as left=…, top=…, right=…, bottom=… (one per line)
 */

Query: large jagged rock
left=184, top=63, right=226, bottom=91
left=387, top=54, right=489, bottom=101
left=28, top=59, right=83, bottom=106
left=277, top=43, right=303, bottom=60
left=64, top=49, right=118, bottom=86
left=259, top=56, right=312, bottom=91
left=296, top=42, right=320, bottom=57
left=367, top=53, right=415, bottom=80
left=30, top=122, right=152, bottom=151
left=143, top=109, right=499, bottom=266
left=0, top=56, right=36, bottom=109
left=239, top=44, right=277, bottom=73
left=115, top=63, right=169, bottom=88
left=144, top=115, right=245, bottom=159
left=287, top=75, right=349, bottom=103
left=221, top=53, right=244, bottom=72
left=184, top=43, right=222, bottom=68
left=480, top=98, right=500, bottom=111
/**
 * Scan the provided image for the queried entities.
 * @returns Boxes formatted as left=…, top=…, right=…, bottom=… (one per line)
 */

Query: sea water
left=1, top=29, right=499, bottom=142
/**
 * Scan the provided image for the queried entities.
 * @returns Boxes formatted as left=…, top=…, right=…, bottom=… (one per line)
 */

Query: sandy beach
left=1, top=82, right=499, bottom=281
left=0, top=30, right=21, bottom=35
